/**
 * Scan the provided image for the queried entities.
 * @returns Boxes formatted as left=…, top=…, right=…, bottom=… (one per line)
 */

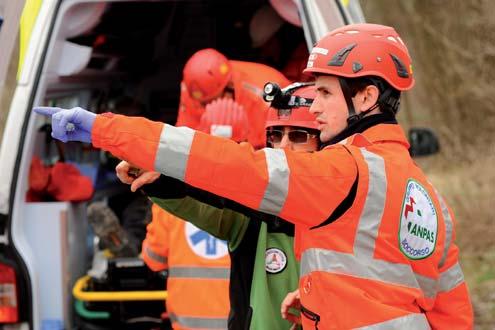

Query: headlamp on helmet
left=264, top=82, right=318, bottom=131
left=263, top=81, right=314, bottom=112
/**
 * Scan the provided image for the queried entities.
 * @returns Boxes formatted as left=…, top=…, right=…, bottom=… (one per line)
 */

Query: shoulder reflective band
left=155, top=125, right=195, bottom=180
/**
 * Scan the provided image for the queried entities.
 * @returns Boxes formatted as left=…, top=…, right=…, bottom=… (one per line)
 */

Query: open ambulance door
left=0, top=1, right=62, bottom=329
left=0, top=2, right=30, bottom=328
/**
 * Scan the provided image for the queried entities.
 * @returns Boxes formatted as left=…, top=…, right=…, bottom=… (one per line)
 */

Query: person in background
left=176, top=48, right=289, bottom=148
left=34, top=23, right=474, bottom=330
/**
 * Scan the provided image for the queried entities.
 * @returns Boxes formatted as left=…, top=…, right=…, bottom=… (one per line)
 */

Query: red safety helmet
left=304, top=23, right=414, bottom=91
left=183, top=48, right=233, bottom=103
left=265, top=85, right=318, bottom=130
left=198, top=98, right=249, bottom=142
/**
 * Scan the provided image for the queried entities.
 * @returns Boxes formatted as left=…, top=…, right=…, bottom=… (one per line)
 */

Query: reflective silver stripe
left=435, top=191, right=453, bottom=269
left=354, top=149, right=387, bottom=258
left=301, top=148, right=440, bottom=298
left=168, top=267, right=230, bottom=279
left=438, top=262, right=464, bottom=292
left=169, top=313, right=228, bottom=329
left=259, top=148, right=290, bottom=215
left=301, top=249, right=440, bottom=298
left=415, top=273, right=437, bottom=299
left=144, top=246, right=167, bottom=264
left=301, top=248, right=419, bottom=289
left=155, top=124, right=195, bottom=181
left=355, top=313, right=430, bottom=330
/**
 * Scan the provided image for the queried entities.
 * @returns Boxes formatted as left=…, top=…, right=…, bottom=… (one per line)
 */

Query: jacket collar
left=322, top=113, right=410, bottom=149
left=355, top=123, right=410, bottom=149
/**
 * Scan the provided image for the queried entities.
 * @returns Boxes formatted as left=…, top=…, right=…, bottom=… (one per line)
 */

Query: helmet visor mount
left=264, top=82, right=319, bottom=131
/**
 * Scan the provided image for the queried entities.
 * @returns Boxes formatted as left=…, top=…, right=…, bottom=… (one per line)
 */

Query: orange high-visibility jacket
left=175, top=61, right=290, bottom=148
left=93, top=115, right=473, bottom=329
left=142, top=204, right=230, bottom=329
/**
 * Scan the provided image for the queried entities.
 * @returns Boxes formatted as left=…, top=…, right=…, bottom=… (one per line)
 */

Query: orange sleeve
left=92, top=116, right=357, bottom=227
left=142, top=204, right=170, bottom=271
left=426, top=204, right=473, bottom=329
left=186, top=133, right=357, bottom=227
left=92, top=113, right=163, bottom=171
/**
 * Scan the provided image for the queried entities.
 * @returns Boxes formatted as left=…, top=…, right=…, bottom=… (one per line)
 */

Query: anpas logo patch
left=399, top=180, right=438, bottom=259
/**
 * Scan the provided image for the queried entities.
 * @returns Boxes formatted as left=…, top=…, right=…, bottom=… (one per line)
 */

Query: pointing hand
left=33, top=106, right=96, bottom=143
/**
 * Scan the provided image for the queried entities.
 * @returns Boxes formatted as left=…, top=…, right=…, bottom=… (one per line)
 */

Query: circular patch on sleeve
left=265, top=248, right=287, bottom=274
left=399, top=180, right=438, bottom=260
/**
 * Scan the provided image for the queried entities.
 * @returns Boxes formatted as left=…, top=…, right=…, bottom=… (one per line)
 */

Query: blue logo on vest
left=185, top=222, right=228, bottom=259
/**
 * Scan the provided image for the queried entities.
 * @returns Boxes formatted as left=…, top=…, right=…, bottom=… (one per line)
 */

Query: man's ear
left=355, top=85, right=380, bottom=113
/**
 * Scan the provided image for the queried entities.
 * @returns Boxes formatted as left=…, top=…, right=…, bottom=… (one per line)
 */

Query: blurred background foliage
left=361, top=0, right=495, bottom=328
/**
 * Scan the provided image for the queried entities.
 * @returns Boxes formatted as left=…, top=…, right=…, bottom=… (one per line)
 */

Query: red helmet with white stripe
left=304, top=23, right=414, bottom=91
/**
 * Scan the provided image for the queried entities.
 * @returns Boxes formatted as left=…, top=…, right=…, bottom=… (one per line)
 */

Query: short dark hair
left=345, top=76, right=401, bottom=115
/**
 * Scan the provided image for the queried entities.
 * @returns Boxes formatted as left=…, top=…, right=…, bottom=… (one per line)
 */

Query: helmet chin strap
left=338, top=77, right=380, bottom=126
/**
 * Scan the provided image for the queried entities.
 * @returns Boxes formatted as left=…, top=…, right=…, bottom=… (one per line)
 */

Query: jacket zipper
left=301, top=304, right=321, bottom=330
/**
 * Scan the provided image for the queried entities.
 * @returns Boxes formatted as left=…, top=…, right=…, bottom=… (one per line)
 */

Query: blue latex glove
left=33, top=106, right=96, bottom=143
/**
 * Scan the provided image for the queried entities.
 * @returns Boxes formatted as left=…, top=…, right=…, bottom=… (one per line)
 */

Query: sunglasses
left=266, top=129, right=318, bottom=144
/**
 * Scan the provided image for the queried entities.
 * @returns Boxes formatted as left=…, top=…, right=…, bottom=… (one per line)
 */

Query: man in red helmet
left=36, top=23, right=473, bottom=329
left=176, top=48, right=290, bottom=148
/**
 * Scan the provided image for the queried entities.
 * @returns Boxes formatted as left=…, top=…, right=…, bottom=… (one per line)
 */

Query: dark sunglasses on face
left=266, top=129, right=318, bottom=144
